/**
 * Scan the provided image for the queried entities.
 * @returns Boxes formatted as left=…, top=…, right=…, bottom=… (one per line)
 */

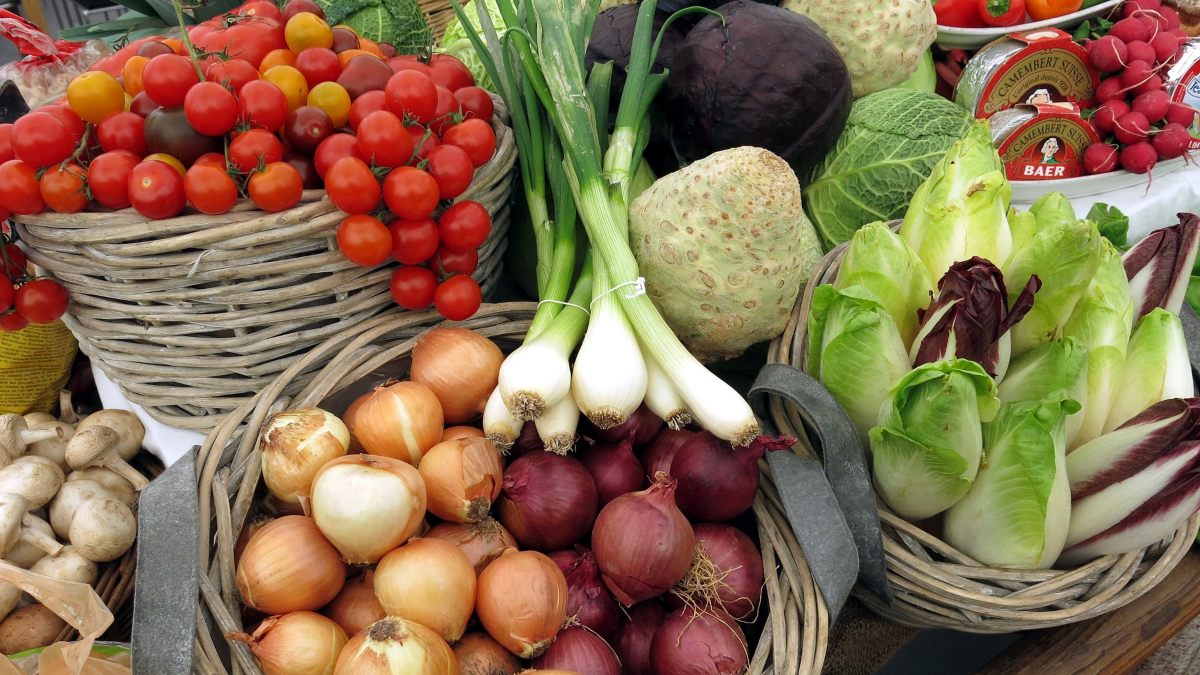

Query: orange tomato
left=259, top=48, right=297, bottom=74
left=121, top=55, right=149, bottom=96
left=1025, top=0, right=1082, bottom=20
left=357, top=38, right=383, bottom=58
left=161, top=38, right=185, bottom=55
left=336, top=48, right=372, bottom=68
left=262, top=65, right=309, bottom=112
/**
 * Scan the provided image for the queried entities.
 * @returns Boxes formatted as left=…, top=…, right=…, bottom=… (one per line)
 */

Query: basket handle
left=749, top=363, right=893, bottom=608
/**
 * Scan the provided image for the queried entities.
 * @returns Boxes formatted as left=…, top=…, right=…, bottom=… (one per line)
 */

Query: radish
left=1121, top=60, right=1155, bottom=89
left=1122, top=0, right=1161, bottom=17
left=1112, top=17, right=1152, bottom=43
left=1126, top=40, right=1156, bottom=66
left=1150, top=33, right=1180, bottom=65
left=1096, top=76, right=1127, bottom=103
left=1115, top=111, right=1151, bottom=144
left=1166, top=101, right=1200, bottom=127
left=1159, top=6, right=1181, bottom=29
left=1152, top=123, right=1191, bottom=159
left=1094, top=99, right=1131, bottom=133
left=1135, top=74, right=1165, bottom=95
left=1089, top=36, right=1128, bottom=73
left=1120, top=141, right=1158, bottom=174
left=1084, top=143, right=1120, bottom=174
left=1132, top=89, right=1170, bottom=122
left=1170, top=27, right=1189, bottom=41
left=1136, top=14, right=1162, bottom=40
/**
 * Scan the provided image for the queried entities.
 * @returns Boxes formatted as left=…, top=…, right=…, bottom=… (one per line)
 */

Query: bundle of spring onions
left=463, top=0, right=761, bottom=450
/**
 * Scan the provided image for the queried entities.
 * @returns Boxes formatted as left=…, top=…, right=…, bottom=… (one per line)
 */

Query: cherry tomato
left=39, top=163, right=88, bottom=214
left=933, top=0, right=986, bottom=27
left=389, top=217, right=439, bottom=265
left=348, top=89, right=386, bottom=130
left=388, top=56, right=432, bottom=77
left=383, top=167, right=439, bottom=220
left=296, top=48, right=342, bottom=87
left=121, top=55, right=149, bottom=96
left=438, top=200, right=491, bottom=253
left=12, top=112, right=74, bottom=168
left=385, top=70, right=438, bottom=124
left=185, top=165, right=239, bottom=215
left=356, top=111, right=413, bottom=167
left=314, top=133, right=362, bottom=177
left=307, top=81, right=351, bottom=127
left=977, top=0, right=1026, bottom=26
left=324, top=156, right=380, bottom=214
left=428, top=54, right=474, bottom=92
left=262, top=65, right=309, bottom=112
left=129, top=160, right=186, bottom=219
left=407, top=125, right=439, bottom=161
left=454, top=86, right=494, bottom=123
left=331, top=27, right=360, bottom=53
left=229, top=128, right=285, bottom=172
left=96, top=111, right=147, bottom=155
left=87, top=150, right=140, bottom=209
left=192, top=153, right=228, bottom=171
left=240, top=0, right=282, bottom=21
left=248, top=162, right=303, bottom=212
left=67, top=71, right=125, bottom=123
left=129, top=91, right=158, bottom=117
left=40, top=105, right=85, bottom=144
left=0, top=124, right=13, bottom=163
left=238, top=79, right=289, bottom=131
left=142, top=54, right=200, bottom=108
left=442, top=118, right=496, bottom=167
left=0, top=310, right=28, bottom=331
left=285, top=12, right=333, bottom=52
left=283, top=0, right=325, bottom=21
left=0, top=161, right=44, bottom=214
left=14, top=279, right=69, bottom=324
left=0, top=277, right=12, bottom=313
left=426, top=144, right=473, bottom=200
left=434, top=274, right=481, bottom=321
left=183, top=81, right=239, bottom=137
left=137, top=41, right=173, bottom=59
left=258, top=48, right=297, bottom=74
left=1025, top=0, right=1081, bottom=21
left=206, top=59, right=258, bottom=94
left=0, top=243, right=26, bottom=279
left=144, top=107, right=222, bottom=165
left=390, top=266, right=436, bottom=309
left=433, top=246, right=478, bottom=277
left=195, top=16, right=286, bottom=70
left=337, top=214, right=392, bottom=266
left=429, top=86, right=460, bottom=136
left=378, top=42, right=396, bottom=59
left=283, top=151, right=320, bottom=189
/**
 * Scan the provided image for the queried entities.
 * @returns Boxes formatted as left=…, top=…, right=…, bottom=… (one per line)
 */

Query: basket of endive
left=762, top=123, right=1200, bottom=632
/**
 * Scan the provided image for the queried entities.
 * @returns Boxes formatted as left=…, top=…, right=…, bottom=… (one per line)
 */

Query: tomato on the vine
left=356, top=111, right=413, bottom=167
left=407, top=125, right=439, bottom=162
left=185, top=165, right=239, bottom=215
left=14, top=279, right=69, bottom=324
left=429, top=85, right=460, bottom=136
left=387, top=56, right=432, bottom=77
left=389, top=217, right=439, bottom=265
left=96, top=111, right=147, bottom=155
left=0, top=160, right=45, bottom=215
left=206, top=59, right=258, bottom=94
left=238, top=79, right=289, bottom=131
left=427, top=55, right=474, bottom=93
left=442, top=118, right=496, bottom=167
left=384, top=70, right=438, bottom=124
left=313, top=133, right=361, bottom=178
left=433, top=246, right=477, bottom=277
left=390, top=266, right=436, bottom=310
left=0, top=277, right=13, bottom=314
left=194, top=16, right=285, bottom=70
left=129, top=160, right=186, bottom=219
left=425, top=144, right=473, bottom=200
left=11, top=112, right=74, bottom=168
left=192, top=153, right=228, bottom=172
left=348, top=90, right=386, bottom=130
left=142, top=54, right=200, bottom=108
left=434, top=274, right=481, bottom=321
left=184, top=81, right=239, bottom=136
left=383, top=167, right=439, bottom=220
left=229, top=129, right=285, bottom=172
left=248, top=161, right=303, bottom=212
left=239, top=0, right=282, bottom=21
left=39, top=163, right=88, bottom=214
left=454, top=86, right=494, bottom=123
left=87, top=150, right=140, bottom=209
left=41, top=105, right=85, bottom=144
left=324, top=156, right=380, bottom=214
left=438, top=200, right=490, bottom=253
left=337, top=214, right=392, bottom=266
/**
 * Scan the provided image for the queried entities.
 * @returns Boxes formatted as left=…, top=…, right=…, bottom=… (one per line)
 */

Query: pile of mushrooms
left=0, top=394, right=147, bottom=654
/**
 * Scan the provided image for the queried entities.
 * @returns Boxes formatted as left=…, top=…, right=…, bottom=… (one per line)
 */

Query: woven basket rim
left=764, top=222, right=1200, bottom=632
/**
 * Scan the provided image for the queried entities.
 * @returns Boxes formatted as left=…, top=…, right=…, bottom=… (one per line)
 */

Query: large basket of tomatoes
left=4, top=0, right=517, bottom=433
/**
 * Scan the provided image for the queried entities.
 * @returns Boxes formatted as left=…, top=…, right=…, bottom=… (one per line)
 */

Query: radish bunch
left=1083, top=0, right=1197, bottom=176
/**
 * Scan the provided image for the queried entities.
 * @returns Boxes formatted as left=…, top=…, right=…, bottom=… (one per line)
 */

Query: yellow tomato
left=124, top=92, right=133, bottom=111
left=285, top=13, right=334, bottom=52
left=66, top=71, right=125, bottom=124
left=259, top=48, right=298, bottom=74
left=307, top=82, right=351, bottom=128
left=121, top=55, right=149, bottom=96
left=144, top=153, right=186, bottom=176
left=262, top=65, right=310, bottom=113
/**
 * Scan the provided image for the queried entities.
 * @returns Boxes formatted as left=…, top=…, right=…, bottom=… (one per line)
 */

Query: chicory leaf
left=1069, top=398, right=1200, bottom=496
left=1123, top=213, right=1200, bottom=319
left=833, top=221, right=934, bottom=347
left=1105, top=308, right=1194, bottom=433
left=998, top=337, right=1088, bottom=443
left=1028, top=192, right=1075, bottom=233
left=1087, top=202, right=1129, bottom=250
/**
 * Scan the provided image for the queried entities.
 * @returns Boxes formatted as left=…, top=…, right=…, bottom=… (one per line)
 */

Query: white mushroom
left=49, top=481, right=114, bottom=540
left=64, top=427, right=147, bottom=491
left=29, top=546, right=97, bottom=586
left=75, top=410, right=144, bottom=462
left=0, top=495, right=61, bottom=559
left=21, top=413, right=54, bottom=426
left=57, top=391, right=79, bottom=426
left=5, top=515, right=54, bottom=569
left=68, top=498, right=136, bottom=563
left=0, top=458, right=64, bottom=510
left=0, top=584, right=19, bottom=624
left=0, top=415, right=63, bottom=465
left=24, top=420, right=73, bottom=470
left=66, top=468, right=136, bottom=511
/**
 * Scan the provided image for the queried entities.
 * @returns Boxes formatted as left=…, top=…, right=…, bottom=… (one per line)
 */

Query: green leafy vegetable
left=832, top=221, right=934, bottom=347
left=1028, top=192, right=1075, bottom=232
left=1105, top=308, right=1194, bottom=433
left=998, top=337, right=1088, bottom=442
left=1087, top=203, right=1129, bottom=250
left=316, top=0, right=432, bottom=53
left=439, top=0, right=509, bottom=91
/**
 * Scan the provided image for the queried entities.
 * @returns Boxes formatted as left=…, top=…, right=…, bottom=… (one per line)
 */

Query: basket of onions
left=193, top=302, right=827, bottom=674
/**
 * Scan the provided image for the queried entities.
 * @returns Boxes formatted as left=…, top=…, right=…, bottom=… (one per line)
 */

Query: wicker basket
left=192, top=302, right=828, bottom=674
left=421, top=0, right=459, bottom=38
left=761, top=233, right=1200, bottom=633
left=13, top=112, right=516, bottom=434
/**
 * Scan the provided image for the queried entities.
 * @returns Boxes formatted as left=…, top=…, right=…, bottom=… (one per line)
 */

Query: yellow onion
left=374, top=538, right=476, bottom=642
left=235, top=611, right=347, bottom=675
left=411, top=328, right=504, bottom=423
left=343, top=393, right=369, bottom=454
left=322, top=571, right=385, bottom=637
left=259, top=408, right=350, bottom=504
left=425, top=517, right=518, bottom=575
left=476, top=550, right=568, bottom=658
left=333, top=617, right=456, bottom=675
left=351, top=382, right=444, bottom=464
left=441, top=426, right=485, bottom=442
left=418, top=437, right=503, bottom=523
left=310, top=455, right=426, bottom=564
left=454, top=632, right=520, bottom=675
left=236, top=516, right=345, bottom=614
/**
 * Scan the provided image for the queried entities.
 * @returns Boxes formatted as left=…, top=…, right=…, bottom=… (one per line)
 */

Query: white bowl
left=937, top=0, right=1122, bottom=50
left=1009, top=155, right=1190, bottom=201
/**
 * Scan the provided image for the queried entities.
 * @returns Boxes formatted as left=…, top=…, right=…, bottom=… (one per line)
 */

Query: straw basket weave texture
left=193, top=302, right=827, bottom=674
left=764, top=227, right=1200, bottom=633
left=13, top=110, right=515, bottom=434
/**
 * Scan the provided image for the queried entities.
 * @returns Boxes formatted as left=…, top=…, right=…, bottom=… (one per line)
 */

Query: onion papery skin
left=418, top=437, right=504, bottom=523
left=589, top=405, right=663, bottom=446
left=513, top=421, right=543, bottom=455
left=333, top=616, right=456, bottom=675
left=374, top=538, right=476, bottom=642
left=322, top=573, right=385, bottom=637
left=453, top=632, right=521, bottom=675
left=236, top=515, right=345, bottom=614
left=476, top=550, right=569, bottom=658
left=259, top=408, right=350, bottom=505
left=351, top=382, right=444, bottom=464
left=672, top=431, right=765, bottom=522
left=425, top=517, right=518, bottom=575
left=592, top=473, right=695, bottom=605
left=242, top=611, right=347, bottom=675
left=309, top=454, right=427, bottom=564
left=531, top=627, right=622, bottom=675
left=548, top=547, right=621, bottom=640
left=342, top=392, right=369, bottom=454
left=650, top=607, right=749, bottom=675
left=641, top=429, right=696, bottom=479
left=579, top=440, right=645, bottom=507
left=674, top=523, right=765, bottom=621
left=615, top=601, right=667, bottom=675
left=442, top=426, right=485, bottom=442
left=411, top=328, right=504, bottom=424
left=496, top=451, right=598, bottom=552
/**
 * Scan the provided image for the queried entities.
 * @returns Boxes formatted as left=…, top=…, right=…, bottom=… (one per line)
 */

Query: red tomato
left=185, top=165, right=239, bottom=215
left=129, top=91, right=159, bottom=117
left=356, top=111, right=413, bottom=167
left=314, top=133, right=362, bottom=177
left=934, top=0, right=985, bottom=27
left=142, top=54, right=200, bottom=108
left=429, top=85, right=460, bottom=136
left=12, top=112, right=74, bottom=168
left=337, top=214, right=392, bottom=266
left=387, top=56, right=433, bottom=77
left=229, top=128, right=285, bottom=172
left=0, top=161, right=44, bottom=215
left=96, top=111, right=147, bottom=155
left=434, top=274, right=481, bottom=321
left=407, top=125, right=439, bottom=161
left=239, top=0, right=282, bottom=21
left=40, top=105, right=85, bottom=144
left=385, top=70, right=438, bottom=124
left=389, top=266, right=436, bottom=309
left=433, top=246, right=478, bottom=277
left=0, top=277, right=12, bottom=313
left=0, top=243, right=26, bottom=279
left=283, top=105, right=333, bottom=152
left=977, top=0, right=1026, bottom=26
left=425, top=144, right=473, bottom=200
left=324, top=156, right=380, bottom=214
left=248, top=162, right=303, bottom=212
left=39, top=163, right=88, bottom=214
left=88, top=150, right=141, bottom=209
left=0, top=311, right=28, bottom=331
left=206, top=59, right=259, bottom=94
left=295, top=48, right=342, bottom=88
left=193, top=153, right=228, bottom=171
left=238, top=79, right=289, bottom=131
left=442, top=119, right=496, bottom=167
left=428, top=54, right=474, bottom=92
left=348, top=89, right=386, bottom=130
left=283, top=151, right=320, bottom=189
left=201, top=16, right=285, bottom=69
left=383, top=167, right=439, bottom=220
left=454, top=86, right=494, bottom=123
left=0, top=124, right=13, bottom=163
left=438, top=200, right=491, bottom=252
left=14, top=279, right=69, bottom=324
left=185, top=82, right=240, bottom=136
left=389, top=217, right=439, bottom=265
left=129, top=160, right=186, bottom=219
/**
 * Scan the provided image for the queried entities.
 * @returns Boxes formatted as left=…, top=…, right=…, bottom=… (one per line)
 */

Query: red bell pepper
left=934, top=0, right=986, bottom=28
left=977, top=0, right=1027, bottom=26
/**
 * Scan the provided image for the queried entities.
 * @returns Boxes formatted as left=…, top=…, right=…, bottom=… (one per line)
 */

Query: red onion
left=673, top=433, right=790, bottom=522
left=513, top=421, right=543, bottom=455
left=641, top=429, right=695, bottom=478
left=650, top=607, right=748, bottom=675
left=589, top=405, right=663, bottom=445
left=548, top=546, right=621, bottom=640
left=531, top=627, right=621, bottom=675
left=497, top=451, right=598, bottom=552
left=579, top=440, right=644, bottom=506
left=672, top=523, right=764, bottom=621
left=615, top=601, right=666, bottom=675
left=592, top=472, right=694, bottom=605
